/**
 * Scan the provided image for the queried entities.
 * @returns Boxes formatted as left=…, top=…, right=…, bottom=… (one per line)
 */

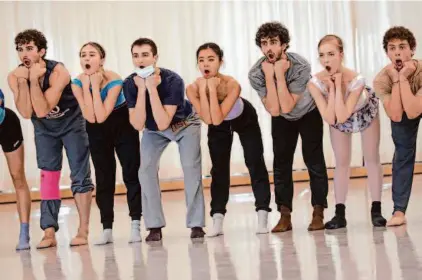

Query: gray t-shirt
left=248, top=52, right=315, bottom=120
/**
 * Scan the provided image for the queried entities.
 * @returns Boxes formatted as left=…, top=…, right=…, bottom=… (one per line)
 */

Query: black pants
left=86, top=106, right=142, bottom=229
left=208, top=98, right=271, bottom=216
left=272, top=108, right=328, bottom=212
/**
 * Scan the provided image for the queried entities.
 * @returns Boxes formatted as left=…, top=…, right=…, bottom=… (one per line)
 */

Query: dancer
left=8, top=29, right=94, bottom=248
left=374, top=26, right=422, bottom=226
left=71, top=42, right=142, bottom=244
left=248, top=21, right=329, bottom=232
left=0, top=88, right=32, bottom=250
left=186, top=42, right=271, bottom=236
left=308, top=35, right=386, bottom=229
left=123, top=38, right=205, bottom=241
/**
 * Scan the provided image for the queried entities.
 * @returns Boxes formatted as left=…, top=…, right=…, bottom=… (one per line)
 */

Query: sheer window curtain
left=0, top=1, right=419, bottom=192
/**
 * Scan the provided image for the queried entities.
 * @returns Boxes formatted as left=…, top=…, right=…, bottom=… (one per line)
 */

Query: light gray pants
left=139, top=119, right=205, bottom=229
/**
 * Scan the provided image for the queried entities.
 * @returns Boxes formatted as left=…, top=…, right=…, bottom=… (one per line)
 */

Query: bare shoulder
left=313, top=71, right=326, bottom=80
left=224, top=75, right=240, bottom=87
left=186, top=82, right=199, bottom=94
left=104, top=70, right=122, bottom=81
left=53, top=62, right=69, bottom=75
left=50, top=63, right=70, bottom=85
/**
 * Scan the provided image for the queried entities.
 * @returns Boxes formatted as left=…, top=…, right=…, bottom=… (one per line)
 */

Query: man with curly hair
left=248, top=21, right=329, bottom=233
left=7, top=29, right=94, bottom=249
left=374, top=26, right=422, bottom=227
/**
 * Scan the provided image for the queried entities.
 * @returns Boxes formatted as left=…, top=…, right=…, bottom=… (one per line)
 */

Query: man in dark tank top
left=7, top=29, right=94, bottom=249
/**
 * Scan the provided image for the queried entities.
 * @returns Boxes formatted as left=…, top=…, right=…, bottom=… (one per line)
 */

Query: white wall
left=0, top=1, right=421, bottom=191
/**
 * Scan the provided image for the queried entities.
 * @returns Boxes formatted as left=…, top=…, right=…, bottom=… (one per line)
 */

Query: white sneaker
left=207, top=213, right=224, bottom=237
left=256, top=210, right=269, bottom=234
left=129, top=220, right=142, bottom=243
left=95, top=229, right=113, bottom=245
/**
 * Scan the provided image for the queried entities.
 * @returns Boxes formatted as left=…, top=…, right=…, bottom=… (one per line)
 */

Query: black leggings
left=86, top=106, right=142, bottom=229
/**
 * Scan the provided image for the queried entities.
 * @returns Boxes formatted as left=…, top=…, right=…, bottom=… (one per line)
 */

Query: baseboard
left=0, top=163, right=421, bottom=204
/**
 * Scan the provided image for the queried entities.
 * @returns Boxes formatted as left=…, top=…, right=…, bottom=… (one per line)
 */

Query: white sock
left=256, top=210, right=269, bottom=234
left=95, top=229, right=113, bottom=245
left=129, top=220, right=142, bottom=243
left=207, top=213, right=224, bottom=237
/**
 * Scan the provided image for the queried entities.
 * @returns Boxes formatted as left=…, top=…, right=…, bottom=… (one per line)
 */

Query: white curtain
left=0, top=1, right=421, bottom=192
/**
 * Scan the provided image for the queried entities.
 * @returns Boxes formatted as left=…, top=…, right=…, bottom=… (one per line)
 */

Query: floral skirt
left=331, top=86, right=379, bottom=133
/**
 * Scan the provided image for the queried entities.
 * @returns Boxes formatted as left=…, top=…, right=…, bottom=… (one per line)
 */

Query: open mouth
left=85, top=64, right=91, bottom=70
left=23, top=59, right=31, bottom=67
left=325, top=66, right=331, bottom=72
left=204, top=70, right=210, bottom=75
left=395, top=59, right=403, bottom=70
left=139, top=66, right=145, bottom=69
left=268, top=53, right=275, bottom=60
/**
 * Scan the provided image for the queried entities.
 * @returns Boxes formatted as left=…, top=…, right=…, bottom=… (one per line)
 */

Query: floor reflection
left=2, top=176, right=422, bottom=279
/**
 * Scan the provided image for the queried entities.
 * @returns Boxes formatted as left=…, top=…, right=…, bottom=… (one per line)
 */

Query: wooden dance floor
left=1, top=175, right=422, bottom=280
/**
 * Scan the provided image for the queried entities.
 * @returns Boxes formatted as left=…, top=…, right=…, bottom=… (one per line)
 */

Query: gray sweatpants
left=32, top=107, right=94, bottom=231
left=139, top=116, right=205, bottom=229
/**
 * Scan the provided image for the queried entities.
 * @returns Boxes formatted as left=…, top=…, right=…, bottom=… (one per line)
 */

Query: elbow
left=324, top=117, right=336, bottom=126
left=18, top=109, right=32, bottom=119
left=335, top=111, right=351, bottom=124
left=280, top=107, right=293, bottom=114
left=402, top=107, right=420, bottom=120
left=133, top=123, right=145, bottom=131
left=268, top=106, right=281, bottom=116
left=212, top=118, right=224, bottom=126
left=35, top=110, right=48, bottom=119
left=95, top=115, right=106, bottom=124
left=336, top=116, right=348, bottom=124
left=405, top=112, right=418, bottom=120
left=156, top=121, right=171, bottom=131
left=129, top=119, right=144, bottom=131
left=280, top=103, right=295, bottom=114
left=390, top=114, right=402, bottom=122
left=202, top=118, right=212, bottom=125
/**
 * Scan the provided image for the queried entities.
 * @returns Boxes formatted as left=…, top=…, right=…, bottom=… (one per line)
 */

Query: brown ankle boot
left=146, top=228, right=162, bottom=242
left=271, top=206, right=292, bottom=233
left=308, top=205, right=325, bottom=231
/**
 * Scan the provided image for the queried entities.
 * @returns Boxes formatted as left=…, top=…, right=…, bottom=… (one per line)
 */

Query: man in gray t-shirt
left=248, top=21, right=328, bottom=233
left=249, top=52, right=315, bottom=120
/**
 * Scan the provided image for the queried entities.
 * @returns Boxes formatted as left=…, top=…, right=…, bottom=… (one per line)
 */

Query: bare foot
left=387, top=211, right=407, bottom=227
left=70, top=229, right=89, bottom=247
left=36, top=228, right=57, bottom=249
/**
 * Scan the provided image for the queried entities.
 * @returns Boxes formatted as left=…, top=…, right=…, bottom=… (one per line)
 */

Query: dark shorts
left=0, top=108, right=23, bottom=153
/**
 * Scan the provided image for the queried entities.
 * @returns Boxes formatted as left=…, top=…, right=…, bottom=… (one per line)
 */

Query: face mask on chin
left=134, top=65, right=155, bottom=78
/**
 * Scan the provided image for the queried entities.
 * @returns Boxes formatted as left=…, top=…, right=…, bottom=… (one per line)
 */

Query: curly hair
left=14, top=29, right=48, bottom=58
left=383, top=26, right=416, bottom=53
left=255, top=21, right=290, bottom=49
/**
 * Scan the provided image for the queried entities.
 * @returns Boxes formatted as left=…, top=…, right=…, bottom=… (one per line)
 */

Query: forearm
left=29, top=79, right=51, bottom=118
left=209, top=89, right=224, bottom=125
left=131, top=90, right=147, bottom=131
left=386, top=83, right=404, bottom=121
left=16, top=79, right=33, bottom=118
left=276, top=74, right=295, bottom=114
left=91, top=88, right=108, bottom=123
left=149, top=88, right=172, bottom=130
left=323, top=89, right=336, bottom=124
left=264, top=75, right=280, bottom=116
left=334, top=85, right=350, bottom=123
left=82, top=87, right=96, bottom=123
left=198, top=91, right=212, bottom=124
left=400, top=80, right=422, bottom=119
